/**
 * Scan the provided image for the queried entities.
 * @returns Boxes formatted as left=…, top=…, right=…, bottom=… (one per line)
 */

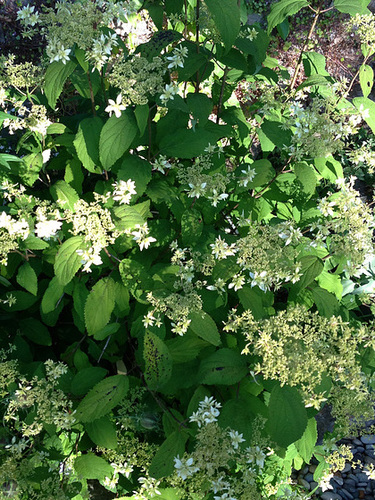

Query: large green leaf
left=294, top=162, right=317, bottom=197
left=267, top=0, right=309, bottom=34
left=353, top=97, right=375, bottom=134
left=75, top=375, right=129, bottom=422
left=84, top=277, right=116, bottom=336
left=118, top=156, right=152, bottom=198
left=44, top=60, right=77, bottom=109
left=359, top=64, right=374, bottom=99
left=50, top=180, right=79, bottom=211
left=73, top=116, right=103, bottom=173
left=143, top=332, right=173, bottom=390
left=166, top=333, right=210, bottom=363
left=70, top=367, right=107, bottom=396
left=267, top=384, right=307, bottom=448
left=295, top=418, right=317, bottom=463
left=198, top=348, right=247, bottom=385
left=205, top=0, right=240, bottom=51
left=54, top=236, right=85, bottom=286
left=311, top=287, right=341, bottom=318
left=159, top=128, right=222, bottom=158
left=148, top=431, right=188, bottom=479
left=294, top=255, right=324, bottom=291
left=19, top=318, right=52, bottom=346
left=41, top=276, right=65, bottom=314
left=85, top=416, right=117, bottom=449
left=99, top=109, right=138, bottom=170
left=74, top=453, right=113, bottom=480
left=334, top=0, right=370, bottom=15
left=16, top=262, right=37, bottom=296
left=188, top=310, right=221, bottom=346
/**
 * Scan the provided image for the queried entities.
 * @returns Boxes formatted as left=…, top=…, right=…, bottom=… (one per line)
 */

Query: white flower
left=166, top=45, right=188, bottom=69
left=174, top=455, right=199, bottom=480
left=105, top=94, right=126, bottom=118
left=210, top=236, right=236, bottom=260
left=209, top=189, right=229, bottom=207
left=187, top=182, right=207, bottom=199
left=35, top=220, right=62, bottom=240
left=189, top=396, right=222, bottom=427
left=319, top=472, right=334, bottom=492
left=47, top=43, right=71, bottom=64
left=131, top=223, right=157, bottom=250
left=160, top=83, right=179, bottom=104
left=246, top=446, right=266, bottom=468
left=76, top=248, right=103, bottom=272
left=228, top=430, right=246, bottom=449
left=239, top=166, right=256, bottom=187
left=112, top=179, right=137, bottom=204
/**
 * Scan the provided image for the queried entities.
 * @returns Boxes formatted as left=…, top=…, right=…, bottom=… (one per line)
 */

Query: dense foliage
left=1, top=0, right=375, bottom=498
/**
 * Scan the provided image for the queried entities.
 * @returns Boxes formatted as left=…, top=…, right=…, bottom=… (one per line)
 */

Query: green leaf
left=353, top=97, right=375, bottom=134
left=44, top=60, right=77, bottom=109
left=181, top=209, right=203, bottom=246
left=19, top=318, right=52, bottom=346
left=70, top=366, right=107, bottom=396
left=74, top=453, right=113, bottom=480
left=143, top=332, right=173, bottom=390
left=334, top=0, right=370, bottom=15
left=73, top=116, right=103, bottom=173
left=248, top=159, right=275, bottom=188
left=166, top=333, right=210, bottom=363
left=54, top=236, right=85, bottom=286
left=16, top=262, right=38, bottom=296
left=302, top=52, right=330, bottom=77
left=84, top=277, right=116, bottom=336
left=113, top=205, right=146, bottom=231
left=359, top=64, right=374, bottom=98
left=4, top=291, right=38, bottom=311
left=267, top=0, right=309, bottom=34
left=85, top=416, right=117, bottom=449
left=99, top=109, right=138, bottom=169
left=188, top=310, right=221, bottom=346
left=314, top=156, right=343, bottom=182
left=218, top=397, right=257, bottom=444
left=187, top=93, right=213, bottom=125
left=260, top=120, right=292, bottom=149
left=267, top=384, right=308, bottom=448
left=23, top=235, right=49, bottom=251
left=198, top=348, right=247, bottom=385
left=294, top=256, right=324, bottom=291
left=135, top=30, right=182, bottom=59
left=148, top=431, right=188, bottom=479
left=118, top=155, right=152, bottom=198
left=316, top=271, right=343, bottom=300
left=159, top=128, right=223, bottom=158
left=205, top=0, right=240, bottom=51
left=295, top=418, right=317, bottom=463
left=294, top=162, right=317, bottom=197
left=311, top=287, right=341, bottom=318
left=135, top=104, right=149, bottom=135
left=50, top=180, right=79, bottom=211
left=41, top=276, right=65, bottom=314
left=75, top=374, right=129, bottom=422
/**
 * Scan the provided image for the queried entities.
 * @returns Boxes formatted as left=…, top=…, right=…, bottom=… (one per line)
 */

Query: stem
left=195, top=0, right=200, bottom=92
left=217, top=66, right=229, bottom=124
left=289, top=3, right=323, bottom=91
left=148, top=113, right=152, bottom=162
left=344, top=53, right=371, bottom=99
left=100, top=68, right=108, bottom=106
left=86, top=70, right=96, bottom=116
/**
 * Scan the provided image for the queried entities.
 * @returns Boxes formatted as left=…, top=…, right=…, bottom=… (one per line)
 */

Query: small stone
left=365, top=444, right=374, bottom=450
left=357, top=473, right=369, bottom=482
left=304, top=473, right=314, bottom=482
left=310, top=481, right=318, bottom=490
left=358, top=482, right=369, bottom=487
left=348, top=473, right=358, bottom=482
left=354, top=438, right=363, bottom=446
left=361, top=435, right=375, bottom=445
left=344, top=479, right=356, bottom=488
left=298, top=478, right=310, bottom=490
left=357, top=446, right=365, bottom=453
left=339, top=489, right=354, bottom=500
left=365, top=456, right=375, bottom=465
left=333, top=476, right=344, bottom=486
left=301, top=465, right=309, bottom=475
left=341, top=463, right=352, bottom=474
left=320, top=492, right=343, bottom=500
left=309, top=464, right=317, bottom=473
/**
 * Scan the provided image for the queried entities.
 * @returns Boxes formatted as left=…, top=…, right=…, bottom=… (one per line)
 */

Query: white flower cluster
left=112, top=179, right=137, bottom=204
left=44, top=360, right=68, bottom=380
left=105, top=94, right=127, bottom=118
left=166, top=45, right=189, bottom=70
left=0, top=211, right=29, bottom=240
left=189, top=396, right=222, bottom=427
left=152, top=155, right=172, bottom=174
left=174, top=455, right=199, bottom=480
left=131, top=223, right=157, bottom=251
left=35, top=219, right=62, bottom=240
left=160, top=82, right=180, bottom=105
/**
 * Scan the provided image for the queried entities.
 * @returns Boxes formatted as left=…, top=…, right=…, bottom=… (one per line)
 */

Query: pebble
left=339, top=489, right=354, bottom=500
left=361, top=435, right=375, bottom=445
left=321, top=492, right=343, bottom=500
left=342, top=463, right=352, bottom=474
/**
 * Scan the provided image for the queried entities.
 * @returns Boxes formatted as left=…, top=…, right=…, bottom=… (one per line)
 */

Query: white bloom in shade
left=47, top=42, right=71, bottom=64
left=228, top=430, right=246, bottom=449
left=319, top=472, right=334, bottom=492
left=160, top=83, right=179, bottom=104
left=105, top=94, right=126, bottom=118
left=211, top=477, right=230, bottom=494
left=189, top=396, right=222, bottom=427
left=131, top=223, right=156, bottom=250
left=246, top=446, right=266, bottom=469
left=35, top=220, right=62, bottom=240
left=174, top=455, right=199, bottom=480
left=214, top=494, right=237, bottom=500
left=239, top=166, right=256, bottom=187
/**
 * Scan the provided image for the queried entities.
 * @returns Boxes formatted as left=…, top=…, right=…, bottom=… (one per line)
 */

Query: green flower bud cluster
left=225, top=305, right=374, bottom=419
